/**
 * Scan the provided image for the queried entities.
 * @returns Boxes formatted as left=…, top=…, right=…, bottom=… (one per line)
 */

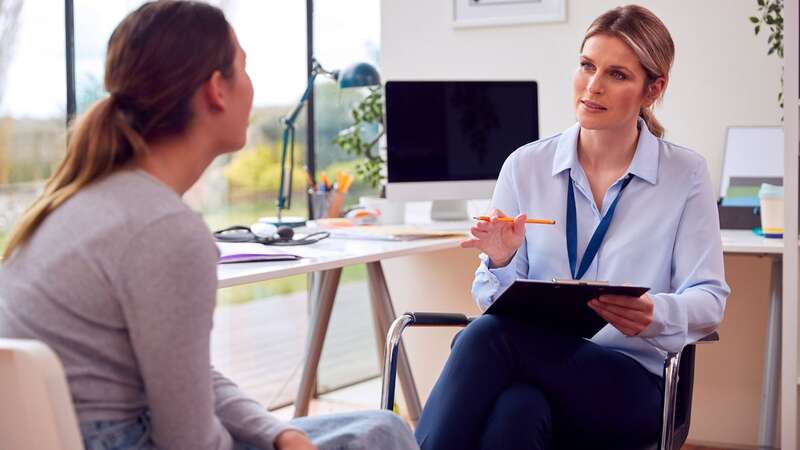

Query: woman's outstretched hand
left=588, top=293, right=654, bottom=336
left=460, top=209, right=527, bottom=268
left=275, top=430, right=317, bottom=450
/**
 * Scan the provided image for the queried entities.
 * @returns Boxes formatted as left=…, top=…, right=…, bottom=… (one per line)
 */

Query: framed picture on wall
left=453, top=0, right=566, bottom=28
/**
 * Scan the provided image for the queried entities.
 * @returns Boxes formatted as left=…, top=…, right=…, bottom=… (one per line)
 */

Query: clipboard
left=485, top=279, right=650, bottom=338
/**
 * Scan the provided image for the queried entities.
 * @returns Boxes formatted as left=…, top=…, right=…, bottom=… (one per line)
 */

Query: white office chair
left=0, top=338, right=85, bottom=450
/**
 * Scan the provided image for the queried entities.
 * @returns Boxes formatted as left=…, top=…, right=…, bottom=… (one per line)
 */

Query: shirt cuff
left=486, top=253, right=518, bottom=289
left=637, top=292, right=667, bottom=338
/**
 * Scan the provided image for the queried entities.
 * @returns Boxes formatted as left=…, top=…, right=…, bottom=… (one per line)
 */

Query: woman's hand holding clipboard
left=466, top=208, right=655, bottom=337
left=588, top=291, right=654, bottom=336
left=486, top=279, right=653, bottom=338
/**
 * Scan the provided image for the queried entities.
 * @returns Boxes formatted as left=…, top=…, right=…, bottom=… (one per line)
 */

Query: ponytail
left=2, top=97, right=148, bottom=260
left=639, top=106, right=664, bottom=138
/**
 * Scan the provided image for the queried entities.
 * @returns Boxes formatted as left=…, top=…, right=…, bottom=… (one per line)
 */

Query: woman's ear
left=202, top=70, right=227, bottom=112
left=642, top=77, right=666, bottom=108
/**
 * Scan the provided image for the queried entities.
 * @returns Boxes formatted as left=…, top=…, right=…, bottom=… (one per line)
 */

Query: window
left=1, top=0, right=382, bottom=410
left=312, top=0, right=382, bottom=393
left=0, top=0, right=66, bottom=249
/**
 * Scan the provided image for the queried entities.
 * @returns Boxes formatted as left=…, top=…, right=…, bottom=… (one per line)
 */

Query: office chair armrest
left=403, top=312, right=475, bottom=327
left=381, top=312, right=475, bottom=410
left=696, top=331, right=719, bottom=344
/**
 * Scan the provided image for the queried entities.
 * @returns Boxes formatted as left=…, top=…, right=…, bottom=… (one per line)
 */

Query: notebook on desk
left=486, top=279, right=650, bottom=338
left=216, top=242, right=301, bottom=264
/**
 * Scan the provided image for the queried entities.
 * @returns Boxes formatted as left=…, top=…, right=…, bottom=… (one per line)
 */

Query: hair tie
left=110, top=93, right=134, bottom=111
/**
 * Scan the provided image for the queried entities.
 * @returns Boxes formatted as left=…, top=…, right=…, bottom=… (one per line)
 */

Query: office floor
left=211, top=281, right=380, bottom=410
left=211, top=281, right=738, bottom=450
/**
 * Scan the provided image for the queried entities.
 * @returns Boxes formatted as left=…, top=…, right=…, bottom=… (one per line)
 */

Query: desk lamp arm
left=277, top=59, right=339, bottom=214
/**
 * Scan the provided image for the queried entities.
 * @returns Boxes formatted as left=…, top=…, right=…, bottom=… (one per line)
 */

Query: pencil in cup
left=326, top=191, right=345, bottom=218
left=473, top=216, right=556, bottom=225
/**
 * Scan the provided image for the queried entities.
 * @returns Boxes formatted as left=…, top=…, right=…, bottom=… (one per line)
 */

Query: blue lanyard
left=566, top=170, right=634, bottom=279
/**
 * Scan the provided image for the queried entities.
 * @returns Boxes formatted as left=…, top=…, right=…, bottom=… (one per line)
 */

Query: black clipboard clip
left=551, top=278, right=610, bottom=286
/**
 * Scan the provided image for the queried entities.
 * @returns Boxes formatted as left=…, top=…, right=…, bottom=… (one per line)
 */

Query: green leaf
left=757, top=0, right=765, bottom=6
left=750, top=16, right=760, bottom=23
left=755, top=25, right=761, bottom=34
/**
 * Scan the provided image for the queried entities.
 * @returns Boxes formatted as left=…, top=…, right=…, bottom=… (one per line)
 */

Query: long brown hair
left=3, top=1, right=235, bottom=260
left=582, top=5, right=674, bottom=138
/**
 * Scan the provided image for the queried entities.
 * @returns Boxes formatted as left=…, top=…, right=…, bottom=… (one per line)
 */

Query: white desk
left=721, top=229, right=782, bottom=254
left=218, top=234, right=465, bottom=420
left=216, top=228, right=783, bottom=441
left=218, top=236, right=461, bottom=288
left=721, top=230, right=782, bottom=449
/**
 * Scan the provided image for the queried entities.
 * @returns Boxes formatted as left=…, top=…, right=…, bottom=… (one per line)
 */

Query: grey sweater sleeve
left=212, top=369, right=302, bottom=449
left=115, top=211, right=296, bottom=450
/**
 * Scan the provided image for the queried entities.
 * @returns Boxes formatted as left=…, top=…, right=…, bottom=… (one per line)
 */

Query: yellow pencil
left=473, top=216, right=556, bottom=225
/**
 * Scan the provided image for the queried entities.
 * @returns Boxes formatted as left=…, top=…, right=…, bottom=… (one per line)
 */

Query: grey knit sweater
left=0, top=169, right=295, bottom=450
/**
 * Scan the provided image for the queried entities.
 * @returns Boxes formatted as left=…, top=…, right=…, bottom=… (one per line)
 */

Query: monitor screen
left=385, top=80, right=539, bottom=183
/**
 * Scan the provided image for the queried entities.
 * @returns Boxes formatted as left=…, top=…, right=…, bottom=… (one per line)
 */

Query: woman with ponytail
left=415, top=5, right=729, bottom=450
left=0, top=2, right=418, bottom=450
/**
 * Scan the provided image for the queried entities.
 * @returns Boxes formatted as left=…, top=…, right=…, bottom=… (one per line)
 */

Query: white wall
left=380, top=0, right=782, bottom=197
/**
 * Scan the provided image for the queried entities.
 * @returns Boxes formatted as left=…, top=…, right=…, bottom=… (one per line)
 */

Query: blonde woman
left=415, top=5, right=729, bottom=450
left=0, top=2, right=417, bottom=450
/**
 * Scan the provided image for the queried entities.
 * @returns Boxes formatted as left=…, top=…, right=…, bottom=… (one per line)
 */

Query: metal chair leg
left=380, top=312, right=472, bottom=411
left=660, top=352, right=682, bottom=450
left=381, top=313, right=414, bottom=411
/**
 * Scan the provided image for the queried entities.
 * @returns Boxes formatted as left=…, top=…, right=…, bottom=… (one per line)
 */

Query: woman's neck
left=577, top=120, right=640, bottom=175
left=138, top=135, right=215, bottom=196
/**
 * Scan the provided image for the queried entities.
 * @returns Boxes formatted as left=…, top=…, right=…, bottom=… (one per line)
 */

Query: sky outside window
left=0, top=0, right=65, bottom=119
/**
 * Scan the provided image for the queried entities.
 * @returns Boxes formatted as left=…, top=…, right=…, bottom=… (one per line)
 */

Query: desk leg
left=294, top=268, right=342, bottom=418
left=366, top=262, right=423, bottom=423
left=758, top=257, right=781, bottom=449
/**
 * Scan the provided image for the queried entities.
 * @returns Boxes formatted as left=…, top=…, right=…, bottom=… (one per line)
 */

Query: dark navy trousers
left=414, top=314, right=663, bottom=450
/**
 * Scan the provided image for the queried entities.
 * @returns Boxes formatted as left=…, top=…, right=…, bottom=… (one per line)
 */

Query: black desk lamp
left=266, top=58, right=381, bottom=227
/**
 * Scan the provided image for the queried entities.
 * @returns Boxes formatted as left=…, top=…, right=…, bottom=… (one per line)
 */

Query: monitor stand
left=430, top=199, right=469, bottom=221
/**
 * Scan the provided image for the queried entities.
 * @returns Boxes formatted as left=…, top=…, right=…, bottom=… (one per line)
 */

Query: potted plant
left=333, top=86, right=406, bottom=223
left=750, top=0, right=784, bottom=109
left=333, top=86, right=385, bottom=190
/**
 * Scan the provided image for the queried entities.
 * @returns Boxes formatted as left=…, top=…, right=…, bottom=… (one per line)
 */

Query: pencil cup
left=759, top=183, right=784, bottom=238
left=309, top=190, right=330, bottom=220
left=309, top=190, right=346, bottom=219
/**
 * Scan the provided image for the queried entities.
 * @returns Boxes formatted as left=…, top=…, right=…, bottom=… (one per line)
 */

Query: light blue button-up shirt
left=473, top=119, right=730, bottom=376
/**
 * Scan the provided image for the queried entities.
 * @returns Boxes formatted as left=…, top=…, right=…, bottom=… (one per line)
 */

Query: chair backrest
left=670, top=344, right=697, bottom=450
left=0, top=339, right=85, bottom=450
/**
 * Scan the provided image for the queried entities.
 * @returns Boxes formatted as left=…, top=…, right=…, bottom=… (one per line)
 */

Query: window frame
left=64, top=0, right=318, bottom=220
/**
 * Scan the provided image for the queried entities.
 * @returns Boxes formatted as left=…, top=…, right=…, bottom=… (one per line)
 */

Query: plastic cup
left=759, top=183, right=784, bottom=238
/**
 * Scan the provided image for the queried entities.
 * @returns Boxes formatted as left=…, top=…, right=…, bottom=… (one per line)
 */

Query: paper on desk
left=216, top=242, right=301, bottom=264
left=326, top=225, right=468, bottom=241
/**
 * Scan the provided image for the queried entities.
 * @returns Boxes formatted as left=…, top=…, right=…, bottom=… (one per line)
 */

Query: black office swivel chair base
left=380, top=312, right=719, bottom=450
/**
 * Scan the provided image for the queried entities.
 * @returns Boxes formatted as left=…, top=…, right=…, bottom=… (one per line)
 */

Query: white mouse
left=251, top=222, right=278, bottom=239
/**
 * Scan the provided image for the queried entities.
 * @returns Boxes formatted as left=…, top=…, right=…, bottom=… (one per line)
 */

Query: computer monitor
left=384, top=80, right=539, bottom=220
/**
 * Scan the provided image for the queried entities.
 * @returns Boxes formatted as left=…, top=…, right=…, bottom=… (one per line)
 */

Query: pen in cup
left=319, top=172, right=331, bottom=192
left=473, top=216, right=556, bottom=225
